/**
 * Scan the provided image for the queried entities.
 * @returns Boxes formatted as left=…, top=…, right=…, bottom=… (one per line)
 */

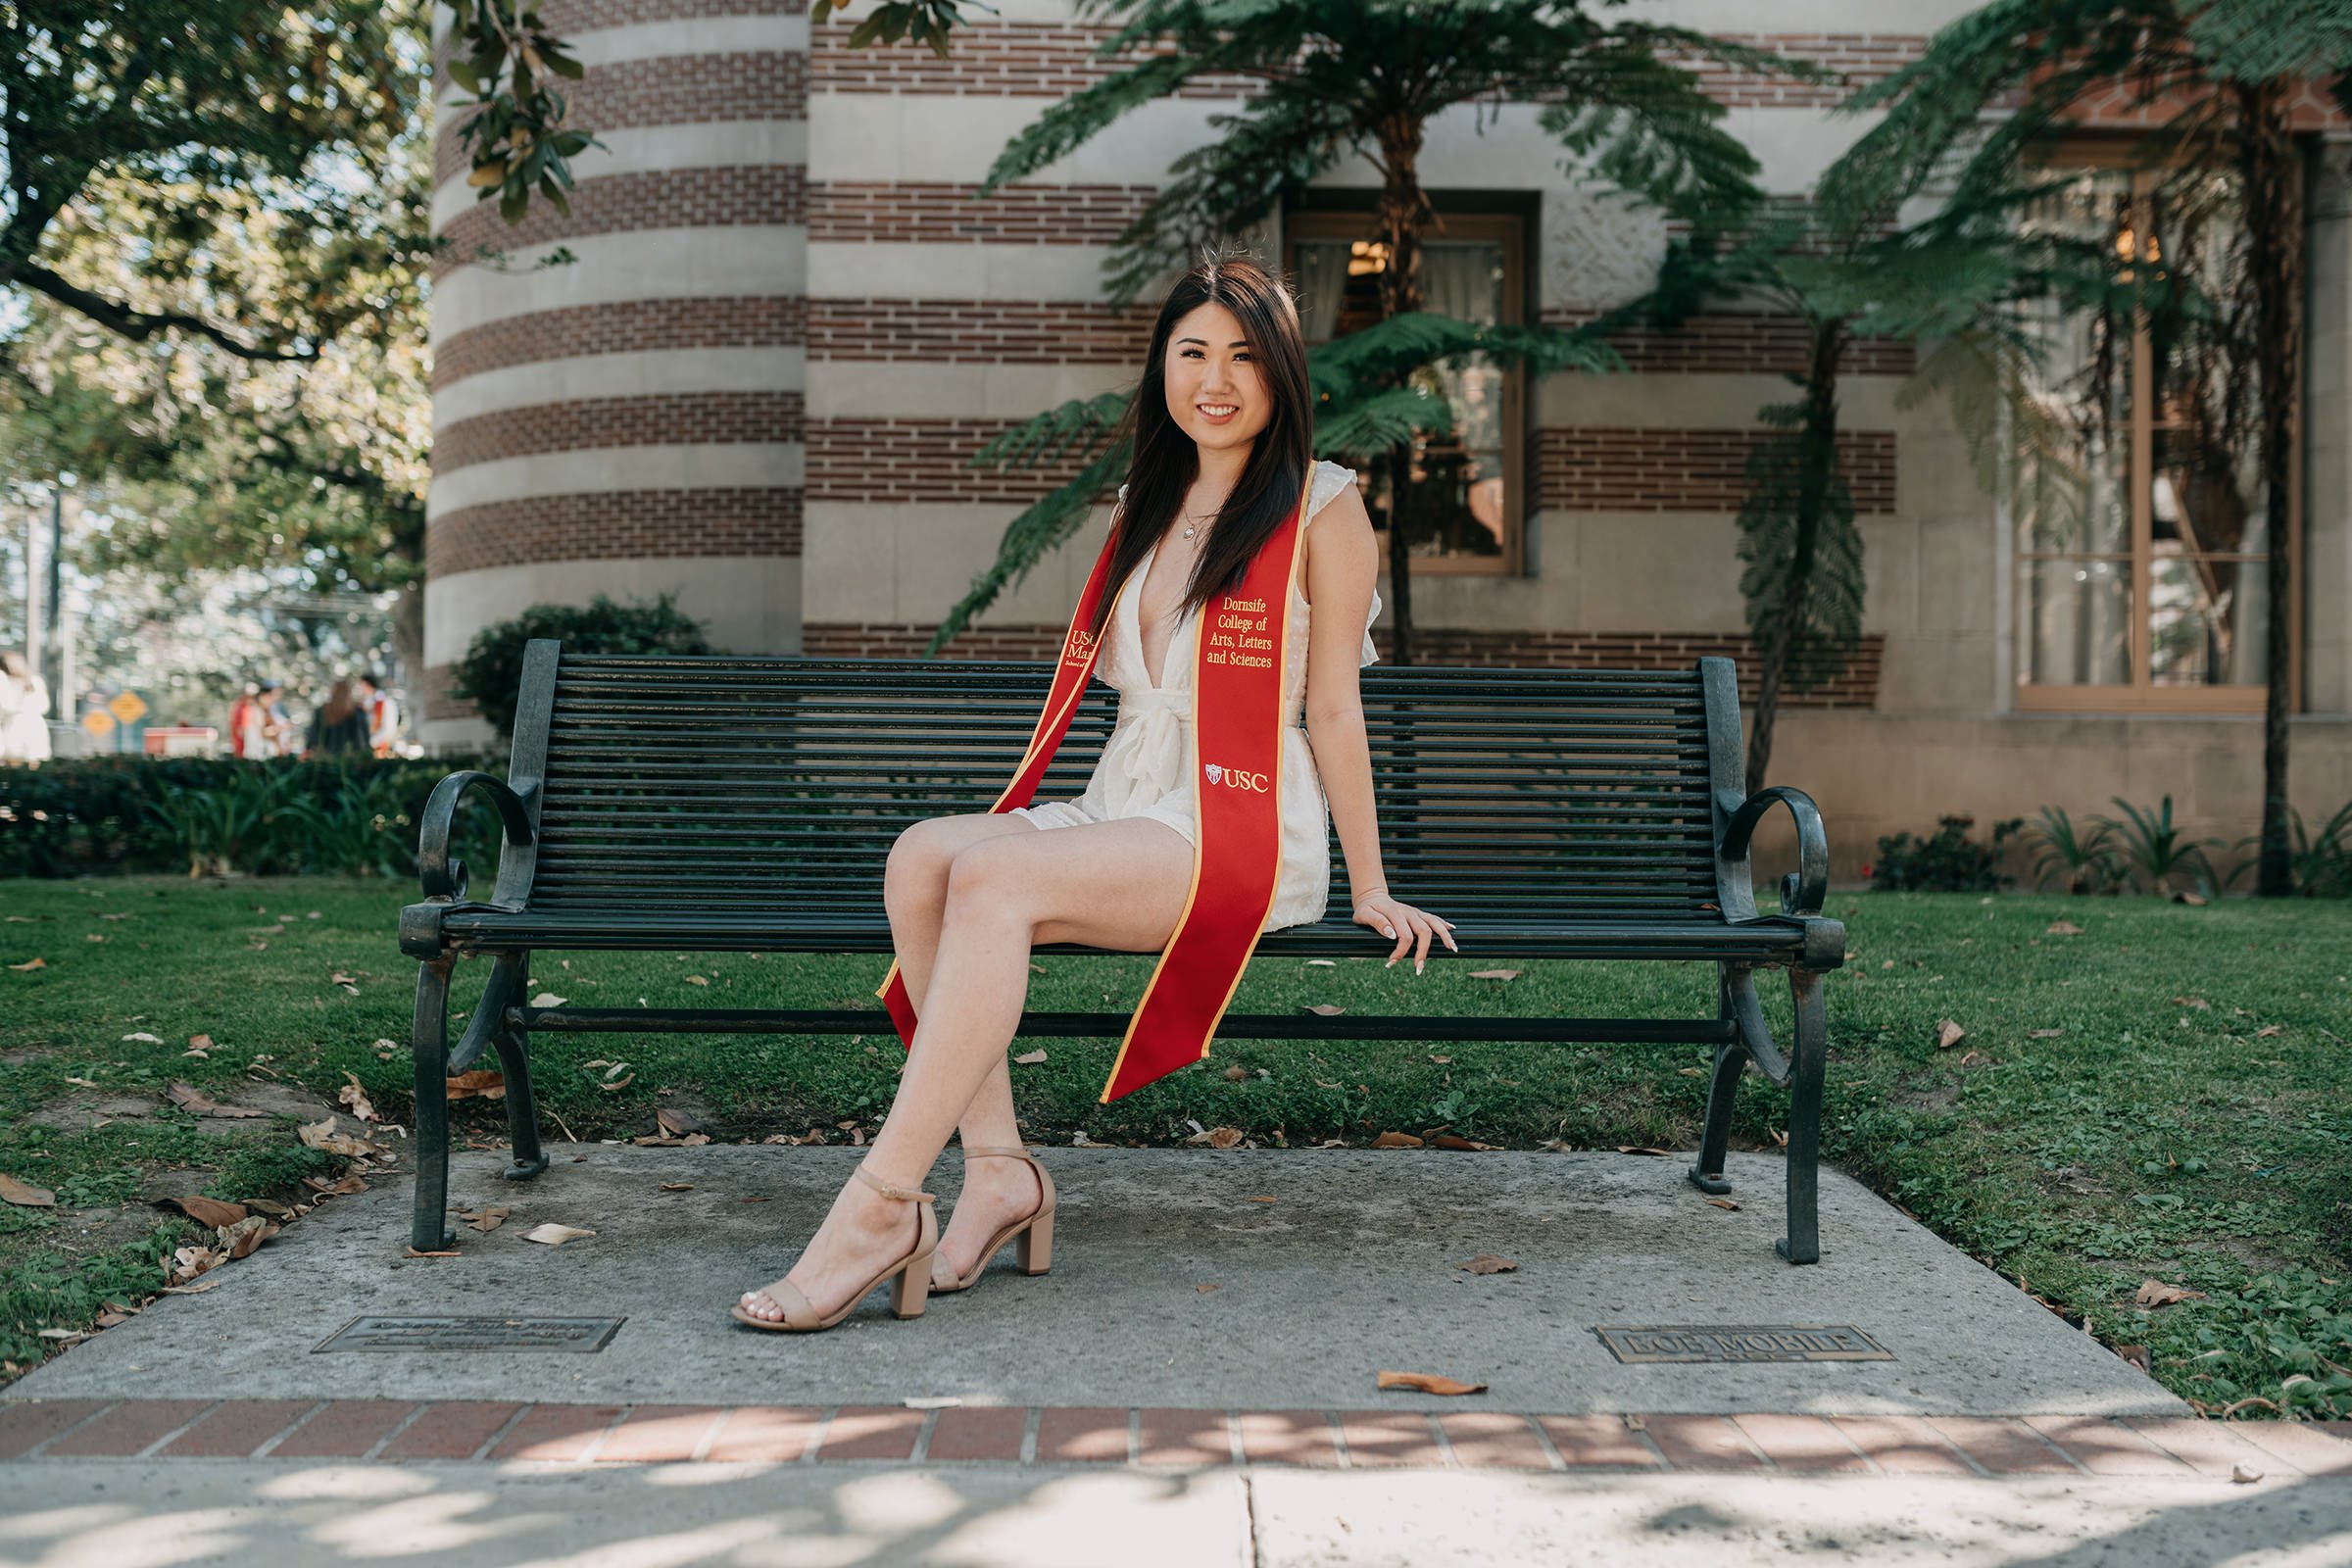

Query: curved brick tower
left=423, top=0, right=808, bottom=747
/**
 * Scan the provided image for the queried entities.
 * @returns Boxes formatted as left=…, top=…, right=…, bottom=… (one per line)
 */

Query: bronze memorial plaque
left=1594, top=1324, right=1891, bottom=1363
left=315, top=1316, right=625, bottom=1353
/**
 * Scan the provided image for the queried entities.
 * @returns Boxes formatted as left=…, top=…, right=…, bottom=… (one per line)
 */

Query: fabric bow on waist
left=1100, top=688, right=1192, bottom=815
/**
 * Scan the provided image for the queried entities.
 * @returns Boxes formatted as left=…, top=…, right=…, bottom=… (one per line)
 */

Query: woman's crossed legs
left=738, top=811, right=1193, bottom=1323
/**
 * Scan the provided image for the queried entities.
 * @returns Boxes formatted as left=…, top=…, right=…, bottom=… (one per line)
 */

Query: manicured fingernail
left=1414, top=960, right=1424, bottom=974
left=1386, top=957, right=1396, bottom=967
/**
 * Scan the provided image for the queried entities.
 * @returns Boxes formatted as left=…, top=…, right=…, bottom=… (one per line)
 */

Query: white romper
left=1010, top=460, right=1380, bottom=932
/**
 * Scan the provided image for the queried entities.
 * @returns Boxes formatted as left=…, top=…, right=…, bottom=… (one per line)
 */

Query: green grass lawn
left=1, top=875, right=2346, bottom=1415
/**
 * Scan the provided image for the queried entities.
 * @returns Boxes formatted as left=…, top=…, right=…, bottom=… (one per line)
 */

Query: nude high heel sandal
left=730, top=1163, right=939, bottom=1332
left=929, top=1145, right=1055, bottom=1295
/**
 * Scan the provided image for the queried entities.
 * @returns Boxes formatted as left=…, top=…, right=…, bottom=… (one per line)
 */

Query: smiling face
left=1162, top=301, right=1272, bottom=461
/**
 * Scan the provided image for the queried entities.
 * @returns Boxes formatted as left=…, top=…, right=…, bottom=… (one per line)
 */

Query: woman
left=734, top=252, right=1456, bottom=1332
left=0, top=651, right=51, bottom=765
left=304, top=678, right=371, bottom=759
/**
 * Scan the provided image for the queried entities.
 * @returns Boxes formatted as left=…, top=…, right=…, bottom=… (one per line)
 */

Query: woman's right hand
left=1353, top=893, right=1456, bottom=975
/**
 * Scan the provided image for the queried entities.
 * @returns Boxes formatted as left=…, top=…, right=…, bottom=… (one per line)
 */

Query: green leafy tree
left=931, top=0, right=1805, bottom=662
left=1820, top=0, right=2352, bottom=894
left=450, top=595, right=716, bottom=741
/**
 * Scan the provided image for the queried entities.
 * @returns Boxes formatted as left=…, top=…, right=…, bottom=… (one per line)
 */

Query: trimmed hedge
left=0, top=755, right=504, bottom=881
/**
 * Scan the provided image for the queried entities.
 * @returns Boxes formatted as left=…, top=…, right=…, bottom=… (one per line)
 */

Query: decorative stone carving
left=1542, top=188, right=1671, bottom=313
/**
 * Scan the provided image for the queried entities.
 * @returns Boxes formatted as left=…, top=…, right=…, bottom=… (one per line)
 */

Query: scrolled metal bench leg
left=1776, top=967, right=1828, bottom=1265
left=1689, top=965, right=1748, bottom=1197
left=411, top=956, right=458, bottom=1251
left=492, top=1014, right=548, bottom=1182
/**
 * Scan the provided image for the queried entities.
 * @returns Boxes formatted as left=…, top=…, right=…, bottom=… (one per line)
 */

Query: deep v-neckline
left=1128, top=535, right=1197, bottom=691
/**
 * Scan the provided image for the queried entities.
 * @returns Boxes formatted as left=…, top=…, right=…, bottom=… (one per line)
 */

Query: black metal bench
left=399, top=640, right=1844, bottom=1261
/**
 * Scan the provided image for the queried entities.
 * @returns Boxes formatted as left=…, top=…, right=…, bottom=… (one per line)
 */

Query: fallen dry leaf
left=1677, top=1065, right=1705, bottom=1077
left=338, top=1072, right=379, bottom=1123
left=2172, top=996, right=2211, bottom=1010
left=1467, top=968, right=1522, bottom=982
left=172, top=1245, right=223, bottom=1283
left=2255, top=1024, right=2283, bottom=1039
left=5, top=957, right=44, bottom=971
left=1433, top=1134, right=1501, bottom=1152
left=683, top=975, right=710, bottom=987
left=122, top=1031, right=162, bottom=1043
left=220, top=1215, right=278, bottom=1259
left=304, top=1174, right=369, bottom=1197
left=1013, top=1049, right=1049, bottom=1065
left=158, top=1195, right=247, bottom=1228
left=1248, top=1196, right=1276, bottom=1204
left=1958, top=1051, right=1989, bottom=1067
left=459, top=1204, right=511, bottom=1233
left=1301, top=1003, right=1347, bottom=1017
left=1428, top=1054, right=1451, bottom=1064
left=1371, top=1131, right=1423, bottom=1149
left=2231, top=1463, right=2264, bottom=1484
left=657, top=1183, right=695, bottom=1193
left=1615, top=1146, right=1675, bottom=1156
left=597, top=1072, right=636, bottom=1092
left=0, top=1173, right=57, bottom=1207
left=445, top=1069, right=506, bottom=1101
left=1197, top=1283, right=1221, bottom=1294
left=1704, top=1196, right=1741, bottom=1211
left=1184, top=1125, right=1246, bottom=1149
left=1935, top=1019, right=1967, bottom=1051
left=2116, top=1345, right=2153, bottom=1373
left=521, top=1222, right=597, bottom=1247
left=1305, top=958, right=1337, bottom=967
left=2046, top=920, right=2085, bottom=935
left=297, top=1117, right=382, bottom=1157
left=2134, top=1278, right=2207, bottom=1308
left=655, top=1107, right=704, bottom=1137
left=1457, top=1253, right=1517, bottom=1274
left=528, top=992, right=567, bottom=1008
left=187, top=1034, right=215, bottom=1051
left=1376, top=1370, right=1488, bottom=1396
left=169, top=1081, right=267, bottom=1118
left=2031, top=1028, right=2065, bottom=1039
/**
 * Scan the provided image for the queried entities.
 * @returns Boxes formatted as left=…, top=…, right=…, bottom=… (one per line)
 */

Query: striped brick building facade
left=425, top=0, right=2352, bottom=873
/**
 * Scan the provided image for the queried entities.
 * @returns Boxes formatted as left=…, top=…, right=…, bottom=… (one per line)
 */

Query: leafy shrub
left=2237, top=801, right=2352, bottom=898
left=2096, top=795, right=2231, bottom=896
left=1867, top=813, right=2024, bottom=892
left=0, top=755, right=501, bottom=880
left=449, top=593, right=714, bottom=741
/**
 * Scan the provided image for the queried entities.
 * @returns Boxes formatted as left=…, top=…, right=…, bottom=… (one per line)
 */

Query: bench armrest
left=1718, top=784, right=1830, bottom=920
left=416, top=769, right=537, bottom=903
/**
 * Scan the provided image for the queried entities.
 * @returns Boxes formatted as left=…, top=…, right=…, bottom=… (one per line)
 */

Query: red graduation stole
left=877, top=473, right=1312, bottom=1102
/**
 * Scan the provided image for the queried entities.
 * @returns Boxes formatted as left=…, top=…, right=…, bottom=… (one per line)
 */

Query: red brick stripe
left=810, top=180, right=1158, bottom=244
left=808, top=21, right=1927, bottom=108
left=435, top=298, right=808, bottom=395
left=1541, top=308, right=1916, bottom=378
left=805, top=416, right=1099, bottom=503
left=810, top=298, right=1153, bottom=365
left=428, top=488, right=804, bottom=578
left=799, top=623, right=1886, bottom=710
left=434, top=391, right=806, bottom=475
left=4, top=1398, right=2338, bottom=1473
left=431, top=0, right=806, bottom=83
left=435, top=51, right=807, bottom=184
left=436, top=166, right=807, bottom=277
left=1539, top=426, right=1898, bottom=515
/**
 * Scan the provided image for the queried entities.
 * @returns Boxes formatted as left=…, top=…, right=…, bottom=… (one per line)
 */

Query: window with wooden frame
left=1284, top=205, right=1527, bottom=575
left=2013, top=151, right=2299, bottom=713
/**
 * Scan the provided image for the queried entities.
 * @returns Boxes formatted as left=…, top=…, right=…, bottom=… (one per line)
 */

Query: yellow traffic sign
left=81, top=710, right=116, bottom=736
left=107, top=691, right=148, bottom=723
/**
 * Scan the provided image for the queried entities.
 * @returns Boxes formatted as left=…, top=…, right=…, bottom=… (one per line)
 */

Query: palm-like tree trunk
left=1374, top=114, right=1430, bottom=665
left=1746, top=317, right=1847, bottom=789
left=2240, top=81, right=2301, bottom=896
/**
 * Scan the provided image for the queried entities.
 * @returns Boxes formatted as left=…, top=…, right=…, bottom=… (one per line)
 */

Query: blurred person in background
left=263, top=681, right=295, bottom=758
left=357, top=672, right=400, bottom=757
left=228, top=682, right=266, bottom=760
left=0, top=650, right=51, bottom=764
left=305, top=677, right=371, bottom=759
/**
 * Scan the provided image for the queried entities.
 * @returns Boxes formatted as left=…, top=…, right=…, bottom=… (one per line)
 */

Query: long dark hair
left=320, top=678, right=358, bottom=725
left=1084, top=248, right=1314, bottom=645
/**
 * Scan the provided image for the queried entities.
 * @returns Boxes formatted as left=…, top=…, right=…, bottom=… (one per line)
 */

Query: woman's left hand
left=1354, top=893, right=1456, bottom=974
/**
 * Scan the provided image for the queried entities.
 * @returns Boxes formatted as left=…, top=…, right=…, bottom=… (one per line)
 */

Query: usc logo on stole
left=1201, top=761, right=1271, bottom=793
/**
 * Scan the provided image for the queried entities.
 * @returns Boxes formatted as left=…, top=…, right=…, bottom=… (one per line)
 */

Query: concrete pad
left=3, top=1147, right=2182, bottom=1416
left=2, top=1460, right=2344, bottom=1568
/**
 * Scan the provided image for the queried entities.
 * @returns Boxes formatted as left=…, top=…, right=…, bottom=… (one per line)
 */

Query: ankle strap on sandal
left=852, top=1163, right=936, bottom=1202
left=958, top=1144, right=1036, bottom=1160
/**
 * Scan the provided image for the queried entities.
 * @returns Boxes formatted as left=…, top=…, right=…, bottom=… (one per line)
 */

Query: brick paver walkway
left=4, top=1399, right=2346, bottom=1476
